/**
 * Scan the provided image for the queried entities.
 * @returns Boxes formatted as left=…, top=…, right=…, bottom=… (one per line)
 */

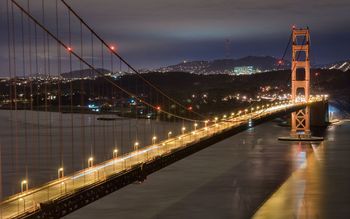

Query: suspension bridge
left=0, top=0, right=328, bottom=218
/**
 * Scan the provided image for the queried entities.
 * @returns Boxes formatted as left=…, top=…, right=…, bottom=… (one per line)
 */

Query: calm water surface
left=65, top=120, right=350, bottom=219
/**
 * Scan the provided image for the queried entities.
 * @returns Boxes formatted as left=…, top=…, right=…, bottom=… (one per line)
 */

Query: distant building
left=233, top=66, right=260, bottom=75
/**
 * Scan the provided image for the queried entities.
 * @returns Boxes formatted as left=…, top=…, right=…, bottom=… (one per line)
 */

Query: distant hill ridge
left=157, top=56, right=291, bottom=74
left=60, top=68, right=110, bottom=79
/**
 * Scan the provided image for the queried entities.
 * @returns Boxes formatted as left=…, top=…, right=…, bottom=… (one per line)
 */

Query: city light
left=168, top=131, right=172, bottom=139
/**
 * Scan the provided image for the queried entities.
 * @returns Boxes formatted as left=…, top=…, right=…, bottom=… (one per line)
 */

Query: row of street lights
left=19, top=100, right=292, bottom=195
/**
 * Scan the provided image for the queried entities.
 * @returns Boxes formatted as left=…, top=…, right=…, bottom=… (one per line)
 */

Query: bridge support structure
left=291, top=27, right=311, bottom=138
left=279, top=27, right=326, bottom=141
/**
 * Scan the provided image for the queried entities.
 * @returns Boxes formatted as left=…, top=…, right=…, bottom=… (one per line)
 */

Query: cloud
left=0, top=0, right=349, bottom=72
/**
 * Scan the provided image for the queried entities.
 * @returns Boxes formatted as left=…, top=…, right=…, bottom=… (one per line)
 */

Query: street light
left=88, top=157, right=94, bottom=168
left=113, top=149, right=118, bottom=158
left=134, top=142, right=139, bottom=151
left=214, top=117, right=218, bottom=123
left=194, top=123, right=198, bottom=131
left=168, top=131, right=172, bottom=139
left=21, top=180, right=28, bottom=193
left=152, top=136, right=157, bottom=145
left=181, top=126, right=186, bottom=134
left=58, top=167, right=64, bottom=179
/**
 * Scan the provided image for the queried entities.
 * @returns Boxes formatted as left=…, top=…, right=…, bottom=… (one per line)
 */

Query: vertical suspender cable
left=68, top=9, right=75, bottom=183
left=55, top=0, right=64, bottom=171
left=11, top=0, right=19, bottom=194
left=20, top=9, right=29, bottom=185
left=6, top=0, right=15, bottom=194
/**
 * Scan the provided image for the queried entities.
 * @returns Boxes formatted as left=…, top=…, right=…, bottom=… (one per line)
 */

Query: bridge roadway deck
left=0, top=100, right=321, bottom=219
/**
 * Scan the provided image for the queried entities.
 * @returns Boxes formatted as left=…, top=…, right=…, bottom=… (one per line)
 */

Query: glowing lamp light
left=152, top=136, right=157, bottom=144
left=156, top=106, right=161, bottom=111
left=110, top=45, right=116, bottom=51
left=278, top=60, right=283, bottom=65
left=188, top=106, right=193, bottom=110
left=67, top=47, right=72, bottom=52
left=21, top=180, right=28, bottom=192
left=181, top=127, right=186, bottom=134
left=88, top=157, right=94, bottom=167
left=58, top=167, right=64, bottom=178
left=113, top=149, right=118, bottom=158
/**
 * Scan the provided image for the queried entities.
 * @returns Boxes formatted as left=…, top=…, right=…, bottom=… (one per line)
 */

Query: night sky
left=0, top=0, right=350, bottom=71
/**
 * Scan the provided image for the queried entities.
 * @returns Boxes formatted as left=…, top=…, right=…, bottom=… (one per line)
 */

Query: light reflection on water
left=253, top=141, right=325, bottom=219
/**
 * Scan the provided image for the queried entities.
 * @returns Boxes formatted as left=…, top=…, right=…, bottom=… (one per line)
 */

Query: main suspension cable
left=11, top=0, right=202, bottom=123
left=59, top=0, right=206, bottom=120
